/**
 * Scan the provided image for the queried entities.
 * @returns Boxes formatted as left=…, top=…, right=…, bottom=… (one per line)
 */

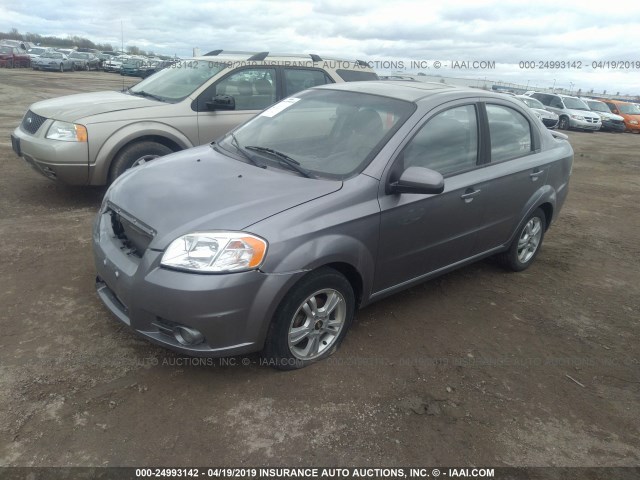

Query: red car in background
left=0, top=45, right=31, bottom=68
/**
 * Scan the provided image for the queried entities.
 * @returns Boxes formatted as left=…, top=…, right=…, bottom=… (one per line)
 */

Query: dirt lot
left=0, top=69, right=639, bottom=468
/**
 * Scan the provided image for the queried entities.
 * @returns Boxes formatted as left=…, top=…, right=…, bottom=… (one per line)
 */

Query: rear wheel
left=109, top=141, right=173, bottom=183
left=263, top=267, right=355, bottom=370
left=497, top=208, right=546, bottom=272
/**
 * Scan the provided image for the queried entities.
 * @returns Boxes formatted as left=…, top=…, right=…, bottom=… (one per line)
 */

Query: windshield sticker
left=260, top=97, right=301, bottom=117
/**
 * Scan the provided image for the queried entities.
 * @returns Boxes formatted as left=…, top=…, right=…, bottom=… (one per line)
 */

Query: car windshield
left=129, top=59, right=227, bottom=102
left=586, top=101, right=609, bottom=113
left=0, top=46, right=11, bottom=54
left=521, top=97, right=544, bottom=109
left=618, top=103, right=640, bottom=114
left=218, top=89, right=416, bottom=180
left=41, top=52, right=60, bottom=59
left=28, top=48, right=46, bottom=54
left=562, top=97, right=589, bottom=110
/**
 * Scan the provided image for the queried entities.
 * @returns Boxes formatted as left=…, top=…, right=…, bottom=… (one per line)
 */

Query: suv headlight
left=161, top=232, right=267, bottom=273
left=570, top=115, right=584, bottom=121
left=46, top=121, right=88, bottom=142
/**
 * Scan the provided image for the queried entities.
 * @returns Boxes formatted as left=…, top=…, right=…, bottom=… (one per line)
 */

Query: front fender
left=89, top=121, right=195, bottom=185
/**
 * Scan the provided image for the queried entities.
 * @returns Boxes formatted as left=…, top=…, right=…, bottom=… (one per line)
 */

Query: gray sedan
left=93, top=82, right=573, bottom=369
left=32, top=51, right=73, bottom=72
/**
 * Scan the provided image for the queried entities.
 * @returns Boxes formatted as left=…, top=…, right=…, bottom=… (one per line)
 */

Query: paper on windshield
left=260, top=97, right=301, bottom=117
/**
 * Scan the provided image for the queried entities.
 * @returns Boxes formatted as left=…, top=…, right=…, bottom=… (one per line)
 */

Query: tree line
left=1, top=28, right=161, bottom=57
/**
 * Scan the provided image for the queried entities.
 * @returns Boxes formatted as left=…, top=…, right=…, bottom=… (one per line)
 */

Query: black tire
left=109, top=141, right=173, bottom=183
left=558, top=116, right=569, bottom=130
left=263, top=267, right=355, bottom=370
left=497, top=208, right=547, bottom=272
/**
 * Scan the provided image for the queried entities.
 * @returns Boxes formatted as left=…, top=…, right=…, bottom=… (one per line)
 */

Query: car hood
left=105, top=145, right=343, bottom=250
left=30, top=91, right=159, bottom=122
left=532, top=108, right=557, bottom=118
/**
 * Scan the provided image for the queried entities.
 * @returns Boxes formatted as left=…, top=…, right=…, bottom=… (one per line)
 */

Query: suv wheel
left=109, top=141, right=173, bottom=183
left=498, top=208, right=546, bottom=272
left=263, top=267, right=355, bottom=370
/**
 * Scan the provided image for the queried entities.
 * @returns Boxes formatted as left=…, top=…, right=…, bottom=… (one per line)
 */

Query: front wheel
left=497, top=208, right=546, bottom=272
left=263, top=268, right=355, bottom=370
left=109, top=141, right=173, bottom=183
left=558, top=116, right=569, bottom=130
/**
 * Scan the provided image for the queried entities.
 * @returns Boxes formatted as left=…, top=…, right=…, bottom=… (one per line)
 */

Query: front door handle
left=460, top=188, right=481, bottom=203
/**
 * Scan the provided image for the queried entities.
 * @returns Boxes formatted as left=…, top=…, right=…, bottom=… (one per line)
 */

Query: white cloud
left=2, top=0, right=640, bottom=94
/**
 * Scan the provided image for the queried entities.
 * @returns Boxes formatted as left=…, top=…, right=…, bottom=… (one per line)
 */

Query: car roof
left=312, top=80, right=503, bottom=103
left=193, top=50, right=372, bottom=70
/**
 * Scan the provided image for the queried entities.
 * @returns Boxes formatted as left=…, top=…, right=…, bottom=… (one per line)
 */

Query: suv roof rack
left=202, top=50, right=326, bottom=62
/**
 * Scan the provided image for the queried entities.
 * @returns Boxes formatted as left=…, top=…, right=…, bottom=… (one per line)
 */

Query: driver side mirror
left=388, top=167, right=444, bottom=195
left=206, top=94, right=235, bottom=111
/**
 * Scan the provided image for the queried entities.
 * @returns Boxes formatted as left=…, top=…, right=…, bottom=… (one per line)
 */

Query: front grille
left=21, top=110, right=47, bottom=134
left=585, top=117, right=597, bottom=123
left=613, top=119, right=625, bottom=126
left=108, top=204, right=155, bottom=257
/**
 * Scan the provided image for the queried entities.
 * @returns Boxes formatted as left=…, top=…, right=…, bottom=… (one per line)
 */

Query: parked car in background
left=92, top=81, right=573, bottom=369
left=530, top=92, right=601, bottom=131
left=55, top=48, right=74, bottom=57
left=0, top=45, right=31, bottom=68
left=0, top=39, right=31, bottom=51
left=140, top=59, right=178, bottom=78
left=68, top=51, right=100, bottom=70
left=597, top=99, right=640, bottom=133
left=103, top=55, right=127, bottom=73
left=26, top=46, right=52, bottom=61
left=11, top=52, right=378, bottom=185
left=31, top=51, right=73, bottom=72
left=581, top=98, right=626, bottom=132
left=120, top=57, right=146, bottom=76
left=515, top=95, right=558, bottom=128
left=97, top=52, right=115, bottom=68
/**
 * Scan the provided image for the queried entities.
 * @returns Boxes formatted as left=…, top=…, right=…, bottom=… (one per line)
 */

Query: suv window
left=214, top=68, right=277, bottom=110
left=486, top=104, right=532, bottom=162
left=549, top=97, right=564, bottom=109
left=402, top=105, right=478, bottom=176
left=284, top=68, right=333, bottom=96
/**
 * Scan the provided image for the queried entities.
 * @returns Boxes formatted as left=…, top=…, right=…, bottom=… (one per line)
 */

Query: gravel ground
left=0, top=69, right=639, bottom=467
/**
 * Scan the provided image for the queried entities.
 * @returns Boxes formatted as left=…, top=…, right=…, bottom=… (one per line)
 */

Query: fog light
left=173, top=326, right=205, bottom=346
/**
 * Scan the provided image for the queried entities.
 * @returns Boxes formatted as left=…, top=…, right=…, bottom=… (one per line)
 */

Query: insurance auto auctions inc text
left=252, top=467, right=495, bottom=478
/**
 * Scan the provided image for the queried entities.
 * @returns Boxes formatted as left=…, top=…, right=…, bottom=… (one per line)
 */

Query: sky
left=2, top=0, right=640, bottom=95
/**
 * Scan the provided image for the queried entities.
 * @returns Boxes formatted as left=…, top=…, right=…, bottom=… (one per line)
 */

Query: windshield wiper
left=245, top=146, right=316, bottom=178
left=230, top=134, right=266, bottom=168
left=130, top=90, right=166, bottom=102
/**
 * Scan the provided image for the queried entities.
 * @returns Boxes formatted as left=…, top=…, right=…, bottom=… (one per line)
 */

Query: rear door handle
left=530, top=169, right=545, bottom=181
left=460, top=188, right=481, bottom=203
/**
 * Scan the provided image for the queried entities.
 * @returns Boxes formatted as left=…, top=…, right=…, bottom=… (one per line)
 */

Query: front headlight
left=570, top=115, right=584, bottom=121
left=46, top=121, right=88, bottom=142
left=161, top=232, right=267, bottom=273
left=630, top=120, right=639, bottom=125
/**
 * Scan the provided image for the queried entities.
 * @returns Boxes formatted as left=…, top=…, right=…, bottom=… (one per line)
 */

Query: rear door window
left=486, top=104, right=532, bottom=162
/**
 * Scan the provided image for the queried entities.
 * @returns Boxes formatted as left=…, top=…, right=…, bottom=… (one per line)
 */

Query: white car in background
left=515, top=95, right=559, bottom=129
